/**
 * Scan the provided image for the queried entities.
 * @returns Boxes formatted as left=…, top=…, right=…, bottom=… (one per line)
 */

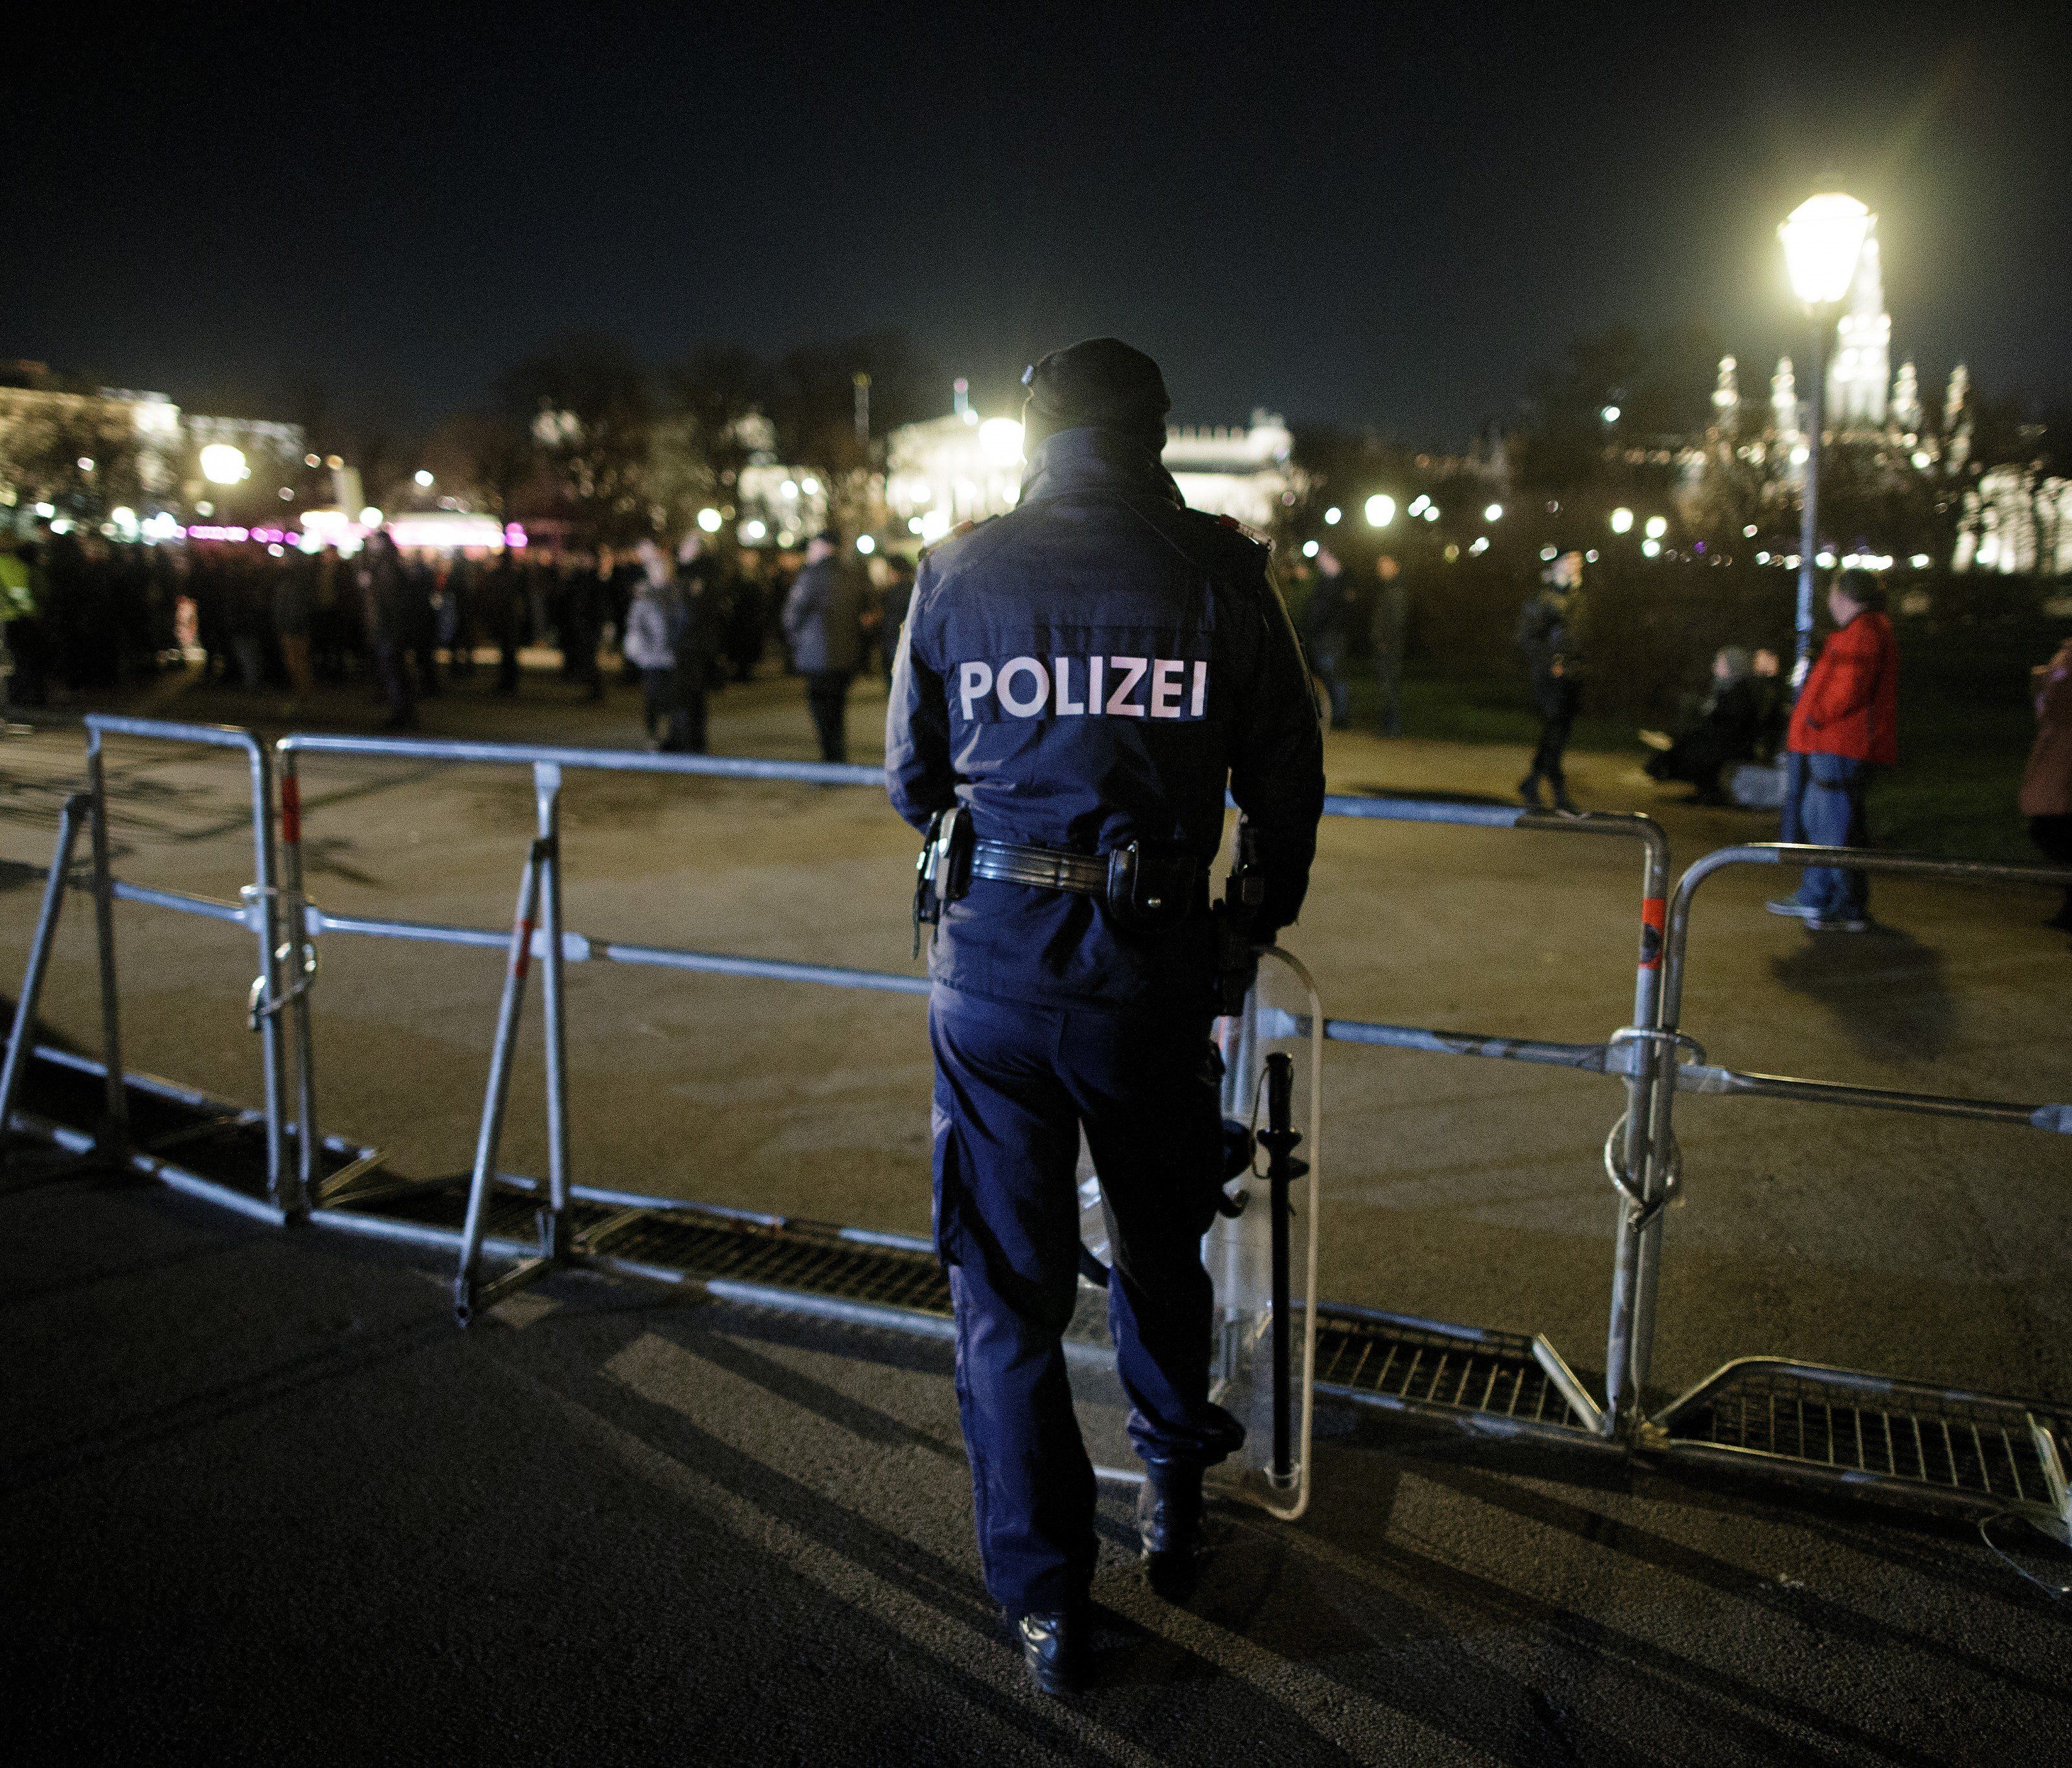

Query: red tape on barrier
left=1639, top=895, right=1665, bottom=970
left=515, top=917, right=535, bottom=979
left=280, top=774, right=301, bottom=845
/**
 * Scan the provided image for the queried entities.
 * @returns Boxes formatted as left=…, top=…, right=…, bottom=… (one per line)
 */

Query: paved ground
left=6, top=1167, right=2071, bottom=1765
left=3, top=663, right=2071, bottom=1760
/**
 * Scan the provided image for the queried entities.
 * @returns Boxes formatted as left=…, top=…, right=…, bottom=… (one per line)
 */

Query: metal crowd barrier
left=1628, top=842, right=2072, bottom=1536
left=7, top=717, right=1671, bottom=1449
left=14, top=715, right=2069, bottom=1538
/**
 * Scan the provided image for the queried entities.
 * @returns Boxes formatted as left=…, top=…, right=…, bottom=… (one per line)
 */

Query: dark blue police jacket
left=885, top=426, right=1326, bottom=1016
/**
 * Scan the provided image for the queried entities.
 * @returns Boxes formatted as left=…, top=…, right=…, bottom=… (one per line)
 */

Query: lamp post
left=1777, top=190, right=1872, bottom=686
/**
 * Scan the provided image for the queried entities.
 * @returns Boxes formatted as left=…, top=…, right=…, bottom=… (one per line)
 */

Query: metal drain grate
left=1313, top=1309, right=1600, bottom=1437
left=607, top=1211, right=951, bottom=1315
left=1658, top=1360, right=2072, bottom=1516
left=340, top=1178, right=955, bottom=1318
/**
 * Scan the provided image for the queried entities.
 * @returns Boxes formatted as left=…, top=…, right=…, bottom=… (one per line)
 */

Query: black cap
left=1020, top=338, right=1171, bottom=451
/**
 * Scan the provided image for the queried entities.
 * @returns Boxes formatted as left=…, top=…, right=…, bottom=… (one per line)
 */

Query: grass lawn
left=1352, top=666, right=2045, bottom=866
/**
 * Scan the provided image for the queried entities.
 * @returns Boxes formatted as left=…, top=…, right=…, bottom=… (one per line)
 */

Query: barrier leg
left=83, top=730, right=128, bottom=1154
left=454, top=841, right=548, bottom=1326
left=0, top=792, right=89, bottom=1159
left=243, top=740, right=295, bottom=1214
left=1603, top=831, right=1671, bottom=1438
left=275, top=750, right=321, bottom=1212
left=532, top=762, right=572, bottom=1261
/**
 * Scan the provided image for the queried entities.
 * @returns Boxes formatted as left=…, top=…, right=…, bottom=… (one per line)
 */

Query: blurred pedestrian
left=0, top=532, right=47, bottom=709
left=1369, top=553, right=1408, bottom=737
left=782, top=531, right=866, bottom=763
left=1766, top=570, right=1898, bottom=932
left=481, top=549, right=525, bottom=694
left=671, top=535, right=717, bottom=749
left=1301, top=545, right=1355, bottom=728
left=625, top=541, right=693, bottom=752
left=1640, top=646, right=1762, bottom=804
left=275, top=551, right=316, bottom=699
left=875, top=557, right=913, bottom=680
left=1515, top=550, right=1584, bottom=813
left=2021, top=634, right=2072, bottom=933
left=723, top=554, right=766, bottom=681
left=358, top=530, right=417, bottom=730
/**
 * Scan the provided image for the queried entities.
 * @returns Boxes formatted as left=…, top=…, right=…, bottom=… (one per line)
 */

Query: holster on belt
left=912, top=806, right=973, bottom=955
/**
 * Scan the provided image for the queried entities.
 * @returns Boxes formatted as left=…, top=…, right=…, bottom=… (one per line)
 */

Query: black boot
left=1517, top=772, right=1546, bottom=809
left=1013, top=1608, right=1087, bottom=1696
left=1136, top=1460, right=1208, bottom=1600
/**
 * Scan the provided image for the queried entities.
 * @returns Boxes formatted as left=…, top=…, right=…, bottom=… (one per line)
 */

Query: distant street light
left=696, top=507, right=723, bottom=533
left=1610, top=507, right=1634, bottom=534
left=414, top=469, right=434, bottom=488
left=1779, top=187, right=1873, bottom=685
left=1601, top=405, right=1621, bottom=425
left=977, top=418, right=1024, bottom=467
left=1323, top=506, right=1342, bottom=525
left=1364, top=493, right=1395, bottom=527
left=1644, top=515, right=1667, bottom=540
left=1483, top=502, right=1503, bottom=523
left=856, top=534, right=877, bottom=555
left=199, top=443, right=247, bottom=486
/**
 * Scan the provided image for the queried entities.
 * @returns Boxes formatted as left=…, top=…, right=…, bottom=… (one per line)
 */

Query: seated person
left=1640, top=646, right=1763, bottom=803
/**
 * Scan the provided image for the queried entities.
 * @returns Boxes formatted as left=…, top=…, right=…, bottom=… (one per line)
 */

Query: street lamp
left=1364, top=493, right=1395, bottom=528
left=1610, top=507, right=1634, bottom=535
left=1779, top=188, right=1872, bottom=685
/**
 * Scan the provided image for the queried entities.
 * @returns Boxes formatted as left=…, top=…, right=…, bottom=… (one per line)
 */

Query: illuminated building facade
left=883, top=399, right=1297, bottom=544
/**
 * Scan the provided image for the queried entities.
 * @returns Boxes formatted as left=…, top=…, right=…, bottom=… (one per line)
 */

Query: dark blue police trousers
left=928, top=985, right=1244, bottom=1617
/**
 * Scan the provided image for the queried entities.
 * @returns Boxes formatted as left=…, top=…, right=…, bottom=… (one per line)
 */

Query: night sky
left=14, top=4, right=2069, bottom=441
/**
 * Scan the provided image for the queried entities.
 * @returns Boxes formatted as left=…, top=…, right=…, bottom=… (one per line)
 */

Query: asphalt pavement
left=3, top=663, right=2071, bottom=1762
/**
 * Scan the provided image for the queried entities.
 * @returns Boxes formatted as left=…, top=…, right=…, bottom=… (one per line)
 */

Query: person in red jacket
left=1767, top=570, right=1898, bottom=930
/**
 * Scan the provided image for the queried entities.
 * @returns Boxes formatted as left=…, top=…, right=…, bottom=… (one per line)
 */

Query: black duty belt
left=970, top=838, right=1109, bottom=895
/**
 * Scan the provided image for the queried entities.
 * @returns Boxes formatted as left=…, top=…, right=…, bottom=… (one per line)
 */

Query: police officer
left=885, top=338, right=1325, bottom=1694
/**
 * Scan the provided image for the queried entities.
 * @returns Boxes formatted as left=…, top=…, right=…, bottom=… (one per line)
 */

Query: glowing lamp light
left=696, top=507, right=723, bottom=533
left=358, top=506, right=384, bottom=526
left=1323, top=506, right=1342, bottom=526
left=1641, top=538, right=1662, bottom=559
left=1757, top=551, right=1772, bottom=564
left=1483, top=503, right=1503, bottom=523
left=1815, top=550, right=1836, bottom=568
left=1421, top=507, right=1438, bottom=522
left=1643, top=515, right=1667, bottom=540
left=1911, top=451, right=1931, bottom=470
left=908, top=517, right=925, bottom=534
left=1601, top=405, right=1621, bottom=425
left=78, top=456, right=96, bottom=472
left=109, top=506, right=137, bottom=529
left=199, top=443, right=248, bottom=486
left=741, top=519, right=768, bottom=543
left=977, top=417, right=1025, bottom=467
left=1468, top=535, right=1490, bottom=555
left=800, top=476, right=821, bottom=497
left=1779, top=191, right=1873, bottom=307
left=1540, top=546, right=1558, bottom=562
left=856, top=535, right=877, bottom=555
left=1406, top=495, right=1430, bottom=517
left=1301, top=539, right=1319, bottom=558
left=413, top=469, right=434, bottom=488
left=1744, top=524, right=1759, bottom=537
left=1910, top=553, right=1931, bottom=568
left=1364, top=494, right=1395, bottom=528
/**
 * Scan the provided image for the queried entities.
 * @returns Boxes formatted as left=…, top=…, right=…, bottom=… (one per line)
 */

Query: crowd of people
left=2, top=520, right=2067, bottom=932
left=0, top=525, right=917, bottom=760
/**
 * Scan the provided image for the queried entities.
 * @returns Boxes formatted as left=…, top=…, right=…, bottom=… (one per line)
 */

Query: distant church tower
left=1711, top=355, right=1740, bottom=435
left=1944, top=363, right=1972, bottom=470
left=1889, top=360, right=1923, bottom=438
left=1826, top=224, right=1891, bottom=429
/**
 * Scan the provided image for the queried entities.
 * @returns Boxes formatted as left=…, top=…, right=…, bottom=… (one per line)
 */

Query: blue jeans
left=928, top=986, right=1243, bottom=1615
left=1792, top=752, right=1871, bottom=917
